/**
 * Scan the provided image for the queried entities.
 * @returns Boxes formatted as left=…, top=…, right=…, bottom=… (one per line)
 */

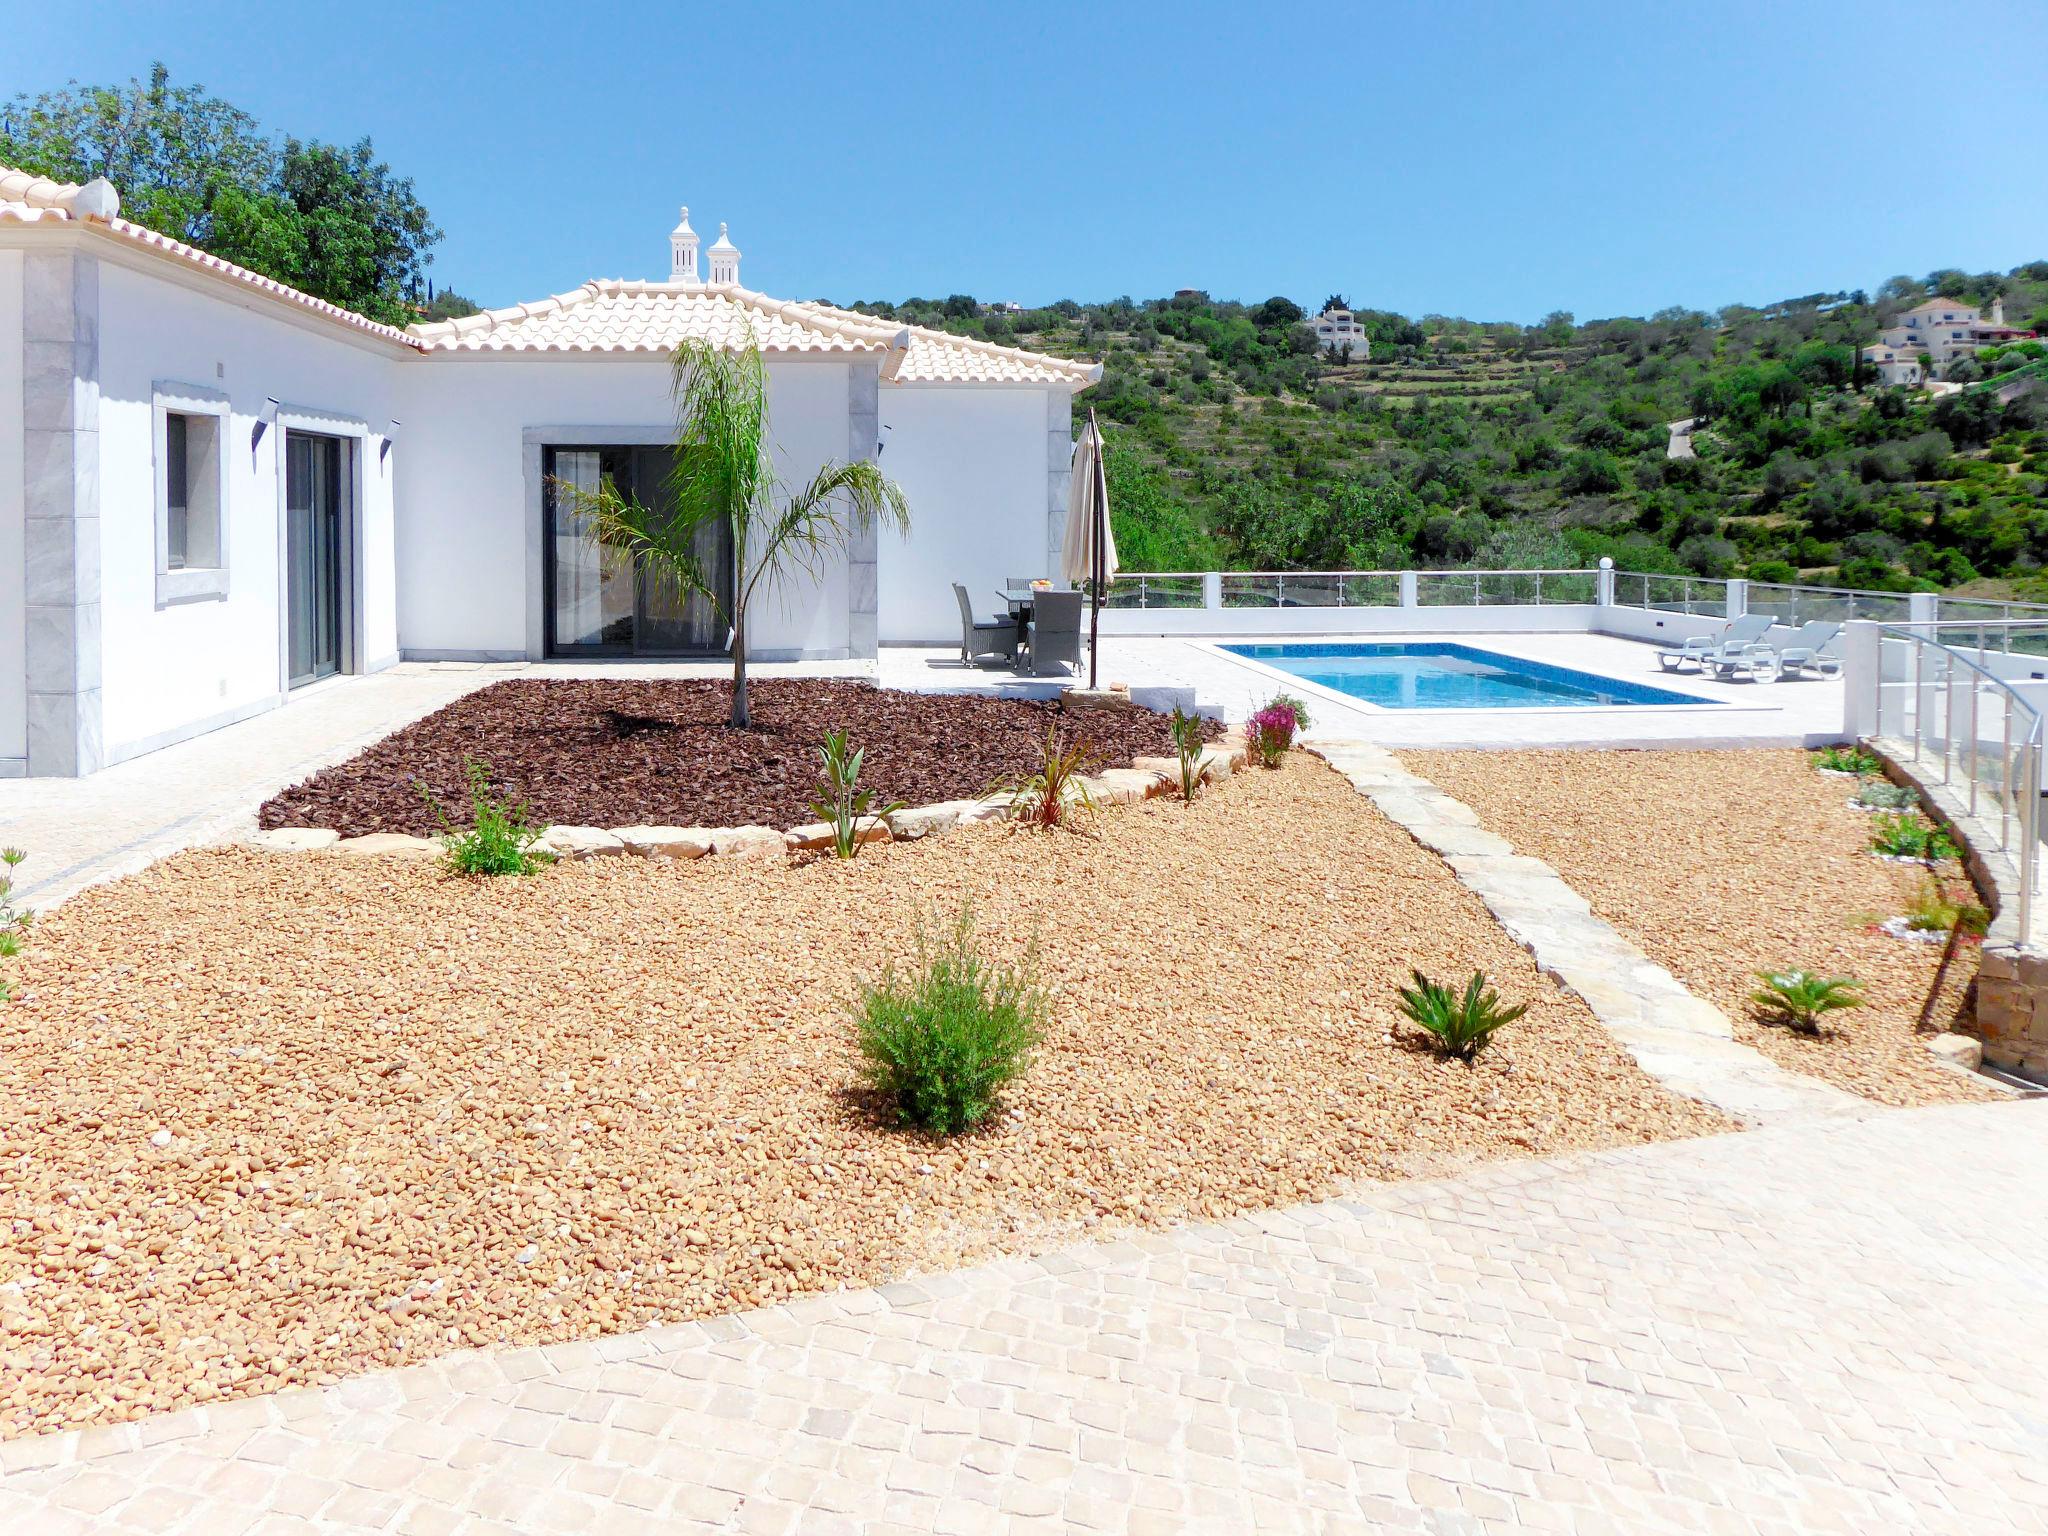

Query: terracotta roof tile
left=410, top=280, right=1099, bottom=387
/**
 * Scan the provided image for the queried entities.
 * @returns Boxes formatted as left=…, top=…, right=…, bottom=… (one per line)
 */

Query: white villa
left=1310, top=306, right=1371, bottom=362
left=1863, top=295, right=2035, bottom=383
left=0, top=169, right=1101, bottom=777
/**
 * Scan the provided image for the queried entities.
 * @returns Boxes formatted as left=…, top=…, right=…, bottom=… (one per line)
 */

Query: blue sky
left=7, top=0, right=2046, bottom=321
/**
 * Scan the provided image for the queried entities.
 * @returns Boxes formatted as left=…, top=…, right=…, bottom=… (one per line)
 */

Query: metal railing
left=1099, top=574, right=1206, bottom=610
left=1413, top=569, right=1599, bottom=606
left=1220, top=572, right=1400, bottom=608
left=1747, top=582, right=1916, bottom=625
left=1875, top=621, right=2048, bottom=940
left=1610, top=572, right=1727, bottom=616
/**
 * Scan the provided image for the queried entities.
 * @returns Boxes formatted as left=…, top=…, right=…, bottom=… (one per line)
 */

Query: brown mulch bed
left=2, top=755, right=1725, bottom=1433
left=259, top=679, right=1216, bottom=837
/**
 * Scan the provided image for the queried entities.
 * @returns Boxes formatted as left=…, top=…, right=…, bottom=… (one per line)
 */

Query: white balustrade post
left=1840, top=621, right=1882, bottom=741
left=1908, top=591, right=1939, bottom=635
left=1596, top=557, right=1615, bottom=608
left=1399, top=571, right=1419, bottom=608
left=1202, top=572, right=1222, bottom=612
left=1726, top=578, right=1748, bottom=620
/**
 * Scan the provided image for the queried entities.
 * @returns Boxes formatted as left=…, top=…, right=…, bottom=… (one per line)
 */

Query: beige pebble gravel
left=0, top=754, right=1725, bottom=1437
left=1403, top=747, right=2008, bottom=1109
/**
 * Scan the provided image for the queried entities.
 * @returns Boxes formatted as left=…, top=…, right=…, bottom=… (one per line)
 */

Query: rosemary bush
left=852, top=909, right=1047, bottom=1135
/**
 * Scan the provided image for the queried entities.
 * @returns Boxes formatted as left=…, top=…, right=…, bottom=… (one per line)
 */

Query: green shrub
left=1855, top=780, right=1916, bottom=810
left=1902, top=876, right=1988, bottom=937
left=999, top=725, right=1097, bottom=828
left=1869, top=812, right=1960, bottom=863
left=808, top=730, right=902, bottom=859
left=1397, top=969, right=1529, bottom=1062
left=0, top=848, right=30, bottom=1002
left=417, top=759, right=551, bottom=876
left=853, top=910, right=1046, bottom=1134
left=1169, top=704, right=1205, bottom=802
left=1814, top=745, right=1882, bottom=775
left=1750, top=969, right=1863, bottom=1034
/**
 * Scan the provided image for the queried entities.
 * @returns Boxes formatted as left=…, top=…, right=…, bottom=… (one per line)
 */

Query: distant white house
left=1310, top=306, right=1370, bottom=361
left=0, top=172, right=1101, bottom=777
left=1863, top=295, right=2036, bottom=383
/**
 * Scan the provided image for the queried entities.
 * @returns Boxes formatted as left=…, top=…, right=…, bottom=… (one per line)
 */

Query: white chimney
left=669, top=206, right=699, bottom=284
left=707, top=222, right=740, bottom=286
left=1991, top=294, right=2006, bottom=326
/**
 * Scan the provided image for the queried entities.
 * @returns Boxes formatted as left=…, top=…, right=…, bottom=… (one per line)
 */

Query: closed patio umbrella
left=1061, top=408, right=1118, bottom=688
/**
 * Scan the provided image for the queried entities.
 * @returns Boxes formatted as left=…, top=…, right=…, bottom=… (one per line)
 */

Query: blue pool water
left=1223, top=642, right=1713, bottom=710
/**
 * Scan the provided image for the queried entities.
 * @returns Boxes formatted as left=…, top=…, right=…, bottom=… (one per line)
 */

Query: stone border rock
left=1308, top=739, right=1864, bottom=1126
left=245, top=737, right=1250, bottom=865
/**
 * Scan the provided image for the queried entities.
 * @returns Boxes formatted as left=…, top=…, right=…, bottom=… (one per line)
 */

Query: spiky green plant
left=808, top=730, right=903, bottom=860
left=0, top=848, right=30, bottom=1002
left=1169, top=704, right=1205, bottom=802
left=997, top=725, right=1098, bottom=829
left=417, top=759, right=552, bottom=876
left=1397, top=969, right=1529, bottom=1062
left=1750, top=969, right=1864, bottom=1034
left=1814, top=745, right=1882, bottom=775
left=852, top=908, right=1046, bottom=1135
left=552, top=333, right=910, bottom=728
left=1869, top=812, right=1960, bottom=864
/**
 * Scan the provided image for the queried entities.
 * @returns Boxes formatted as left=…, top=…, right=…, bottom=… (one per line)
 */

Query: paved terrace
left=2, top=1102, right=2043, bottom=1534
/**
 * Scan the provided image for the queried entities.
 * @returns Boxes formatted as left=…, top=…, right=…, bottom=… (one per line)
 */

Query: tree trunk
left=731, top=609, right=751, bottom=729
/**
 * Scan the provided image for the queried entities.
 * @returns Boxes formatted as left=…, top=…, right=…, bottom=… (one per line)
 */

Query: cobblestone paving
left=4, top=1103, right=2044, bottom=1534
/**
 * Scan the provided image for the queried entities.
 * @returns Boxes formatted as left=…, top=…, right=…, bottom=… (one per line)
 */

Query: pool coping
left=1196, top=638, right=1762, bottom=719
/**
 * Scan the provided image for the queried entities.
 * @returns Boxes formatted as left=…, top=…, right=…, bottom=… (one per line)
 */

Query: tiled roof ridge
left=0, top=164, right=84, bottom=212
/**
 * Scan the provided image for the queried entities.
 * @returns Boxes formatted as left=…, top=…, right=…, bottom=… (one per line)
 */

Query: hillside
left=847, top=268, right=2048, bottom=592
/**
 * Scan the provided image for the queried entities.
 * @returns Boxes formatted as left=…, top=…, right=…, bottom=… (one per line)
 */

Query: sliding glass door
left=286, top=431, right=344, bottom=687
left=544, top=445, right=733, bottom=656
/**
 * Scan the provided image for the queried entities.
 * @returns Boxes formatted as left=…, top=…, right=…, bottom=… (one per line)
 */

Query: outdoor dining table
left=996, top=589, right=1040, bottom=652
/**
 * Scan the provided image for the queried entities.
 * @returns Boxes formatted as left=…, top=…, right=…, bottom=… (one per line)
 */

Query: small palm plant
left=1169, top=704, right=1205, bottom=802
left=808, top=730, right=902, bottom=859
left=554, top=333, right=910, bottom=729
left=1397, top=969, right=1529, bottom=1062
left=0, top=848, right=31, bottom=1002
left=417, top=759, right=552, bottom=876
left=1750, top=969, right=1864, bottom=1035
left=999, top=725, right=1098, bottom=829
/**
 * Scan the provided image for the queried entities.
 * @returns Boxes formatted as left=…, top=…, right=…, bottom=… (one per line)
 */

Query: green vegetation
left=555, top=339, right=909, bottom=728
left=1750, top=969, right=1864, bottom=1034
left=807, top=730, right=901, bottom=859
left=1169, top=704, right=1206, bottom=802
left=418, top=759, right=551, bottom=876
left=0, top=64, right=443, bottom=326
left=999, top=726, right=1097, bottom=828
left=853, top=266, right=2048, bottom=592
left=0, top=848, right=30, bottom=1002
left=1814, top=745, right=1884, bottom=775
left=1869, top=812, right=1961, bottom=864
left=1396, top=969, right=1529, bottom=1061
left=1854, top=780, right=1917, bottom=810
left=852, top=909, right=1046, bottom=1135
left=1903, top=876, right=1987, bottom=937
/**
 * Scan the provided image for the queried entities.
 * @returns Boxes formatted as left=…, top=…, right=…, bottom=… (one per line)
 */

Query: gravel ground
left=0, top=756, right=1725, bottom=1436
left=257, top=679, right=1214, bottom=837
left=1402, top=748, right=2007, bottom=1109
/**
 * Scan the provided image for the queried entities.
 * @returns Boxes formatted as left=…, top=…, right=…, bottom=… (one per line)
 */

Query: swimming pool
left=1222, top=642, right=1715, bottom=710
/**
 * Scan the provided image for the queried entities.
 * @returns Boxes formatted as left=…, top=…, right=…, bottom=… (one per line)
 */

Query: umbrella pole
left=1088, top=408, right=1104, bottom=690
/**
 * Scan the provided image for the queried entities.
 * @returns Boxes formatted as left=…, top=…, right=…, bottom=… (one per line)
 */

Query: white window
left=153, top=381, right=231, bottom=604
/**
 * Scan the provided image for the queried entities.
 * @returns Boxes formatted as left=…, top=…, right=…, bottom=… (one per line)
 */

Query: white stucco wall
left=94, top=258, right=404, bottom=758
left=393, top=355, right=854, bottom=660
left=0, top=250, right=23, bottom=769
left=876, top=386, right=1061, bottom=645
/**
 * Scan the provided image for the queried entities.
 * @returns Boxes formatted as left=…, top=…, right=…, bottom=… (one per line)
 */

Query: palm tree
left=558, top=333, right=909, bottom=728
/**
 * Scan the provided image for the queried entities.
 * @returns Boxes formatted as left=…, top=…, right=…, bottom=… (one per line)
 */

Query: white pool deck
left=884, top=631, right=1846, bottom=750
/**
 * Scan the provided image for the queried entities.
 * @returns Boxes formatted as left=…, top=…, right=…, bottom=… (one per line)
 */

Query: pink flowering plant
left=1246, top=700, right=1302, bottom=767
